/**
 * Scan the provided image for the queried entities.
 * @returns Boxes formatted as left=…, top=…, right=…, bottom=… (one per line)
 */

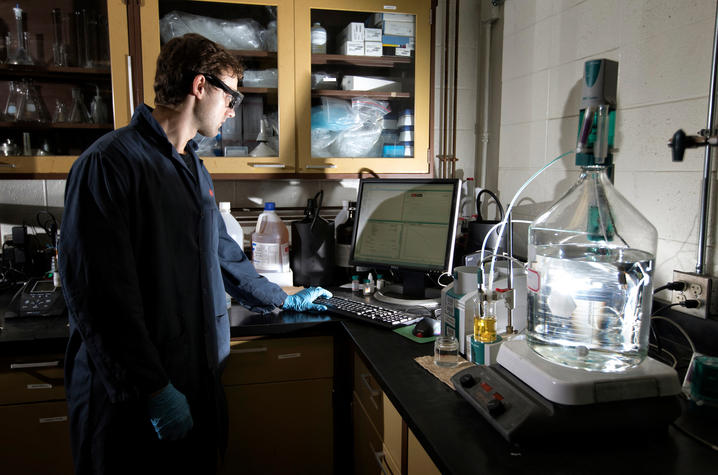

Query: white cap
left=219, top=202, right=231, bottom=212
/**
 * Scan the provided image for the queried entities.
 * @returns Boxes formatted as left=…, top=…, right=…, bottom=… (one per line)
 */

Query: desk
left=1, top=302, right=717, bottom=474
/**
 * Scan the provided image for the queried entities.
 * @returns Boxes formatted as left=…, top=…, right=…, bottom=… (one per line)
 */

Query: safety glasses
left=200, top=73, right=243, bottom=109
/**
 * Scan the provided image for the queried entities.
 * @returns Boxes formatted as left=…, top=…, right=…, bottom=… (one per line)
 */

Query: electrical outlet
left=670, top=270, right=718, bottom=319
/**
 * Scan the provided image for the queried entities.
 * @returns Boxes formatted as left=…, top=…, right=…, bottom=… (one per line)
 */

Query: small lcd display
left=30, top=280, right=56, bottom=293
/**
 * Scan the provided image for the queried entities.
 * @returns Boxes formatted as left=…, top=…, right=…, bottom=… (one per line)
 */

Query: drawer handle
left=0, top=162, right=16, bottom=168
left=305, top=164, right=336, bottom=169
left=39, top=416, right=67, bottom=424
left=277, top=352, right=302, bottom=359
left=230, top=347, right=268, bottom=354
left=360, top=373, right=381, bottom=410
left=249, top=163, right=287, bottom=168
left=372, top=449, right=390, bottom=475
left=11, top=361, right=60, bottom=369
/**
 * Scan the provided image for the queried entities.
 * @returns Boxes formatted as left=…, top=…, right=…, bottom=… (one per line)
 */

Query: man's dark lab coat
left=59, top=104, right=287, bottom=474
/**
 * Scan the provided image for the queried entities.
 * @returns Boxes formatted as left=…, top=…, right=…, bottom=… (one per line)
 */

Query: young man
left=59, top=33, right=330, bottom=474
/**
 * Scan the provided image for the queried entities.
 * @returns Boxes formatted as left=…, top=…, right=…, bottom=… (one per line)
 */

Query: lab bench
left=2, top=301, right=718, bottom=475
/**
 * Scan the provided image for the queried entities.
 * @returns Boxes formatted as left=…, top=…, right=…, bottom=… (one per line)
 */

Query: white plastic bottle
left=219, top=202, right=244, bottom=249
left=251, top=202, right=290, bottom=273
left=311, top=22, right=327, bottom=54
left=219, top=202, right=244, bottom=309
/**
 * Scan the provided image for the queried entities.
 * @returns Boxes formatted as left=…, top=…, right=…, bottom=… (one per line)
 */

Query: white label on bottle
left=27, top=103, right=36, bottom=112
left=253, top=242, right=290, bottom=272
left=311, top=29, right=327, bottom=45
left=335, top=243, right=352, bottom=267
left=527, top=268, right=540, bottom=292
left=7, top=105, right=16, bottom=114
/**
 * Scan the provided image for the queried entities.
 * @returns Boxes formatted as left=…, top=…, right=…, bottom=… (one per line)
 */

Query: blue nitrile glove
left=282, top=287, right=333, bottom=312
left=147, top=382, right=194, bottom=440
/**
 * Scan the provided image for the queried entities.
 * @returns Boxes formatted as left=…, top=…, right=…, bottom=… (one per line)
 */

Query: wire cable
left=650, top=315, right=697, bottom=354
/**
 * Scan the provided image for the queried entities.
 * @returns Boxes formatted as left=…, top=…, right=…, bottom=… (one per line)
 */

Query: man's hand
left=282, top=287, right=333, bottom=312
left=147, top=383, right=194, bottom=440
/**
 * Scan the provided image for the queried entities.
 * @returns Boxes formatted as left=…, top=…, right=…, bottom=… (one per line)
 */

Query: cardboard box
left=381, top=34, right=415, bottom=49
left=381, top=20, right=415, bottom=36
left=383, top=46, right=412, bottom=57
left=338, top=22, right=364, bottom=42
left=364, top=41, right=382, bottom=57
left=364, top=28, right=382, bottom=41
left=341, top=75, right=401, bottom=92
left=339, top=40, right=364, bottom=56
left=368, top=12, right=415, bottom=26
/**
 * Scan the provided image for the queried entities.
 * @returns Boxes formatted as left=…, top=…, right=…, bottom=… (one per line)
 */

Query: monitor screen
left=351, top=178, right=461, bottom=275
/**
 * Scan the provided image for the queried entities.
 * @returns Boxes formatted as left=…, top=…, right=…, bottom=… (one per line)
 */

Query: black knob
left=670, top=129, right=687, bottom=162
left=459, top=373, right=476, bottom=388
left=487, top=399, right=505, bottom=417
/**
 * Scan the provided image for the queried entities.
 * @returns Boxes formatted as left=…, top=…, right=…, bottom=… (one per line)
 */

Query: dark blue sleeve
left=217, top=216, right=287, bottom=313
left=59, top=148, right=168, bottom=403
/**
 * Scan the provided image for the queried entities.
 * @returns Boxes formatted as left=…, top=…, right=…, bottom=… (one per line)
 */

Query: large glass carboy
left=527, top=167, right=657, bottom=372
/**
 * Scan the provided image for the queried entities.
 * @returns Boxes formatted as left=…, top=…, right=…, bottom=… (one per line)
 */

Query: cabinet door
left=0, top=0, right=131, bottom=177
left=294, top=0, right=431, bottom=175
left=139, top=0, right=296, bottom=176
left=222, top=378, right=334, bottom=475
left=0, top=400, right=73, bottom=475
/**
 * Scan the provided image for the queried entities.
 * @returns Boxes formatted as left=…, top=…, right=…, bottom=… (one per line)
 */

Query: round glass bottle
left=527, top=166, right=657, bottom=372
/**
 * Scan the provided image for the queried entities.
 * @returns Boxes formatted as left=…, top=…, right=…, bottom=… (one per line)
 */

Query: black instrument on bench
left=8, top=278, right=66, bottom=318
left=315, top=295, right=422, bottom=328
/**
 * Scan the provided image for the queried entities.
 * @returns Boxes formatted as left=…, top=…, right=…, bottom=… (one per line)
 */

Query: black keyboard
left=315, top=295, right=422, bottom=328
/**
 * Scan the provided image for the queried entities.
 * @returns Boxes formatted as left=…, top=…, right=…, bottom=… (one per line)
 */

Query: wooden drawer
left=353, top=392, right=382, bottom=475
left=223, top=336, right=333, bottom=385
left=0, top=355, right=65, bottom=405
left=353, top=352, right=383, bottom=433
left=382, top=394, right=403, bottom=470
left=0, top=400, right=73, bottom=475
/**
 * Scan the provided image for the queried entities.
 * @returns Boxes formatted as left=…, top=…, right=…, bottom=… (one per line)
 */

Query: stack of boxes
left=368, top=12, right=415, bottom=57
left=336, top=12, right=415, bottom=57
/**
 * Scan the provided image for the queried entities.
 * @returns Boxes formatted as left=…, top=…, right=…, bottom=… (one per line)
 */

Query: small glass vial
left=351, top=275, right=360, bottom=292
left=362, top=279, right=374, bottom=296
left=478, top=299, right=498, bottom=343
left=311, top=22, right=327, bottom=54
left=376, top=274, right=385, bottom=290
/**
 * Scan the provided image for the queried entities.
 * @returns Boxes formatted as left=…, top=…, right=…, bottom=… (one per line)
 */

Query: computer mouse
left=412, top=317, right=440, bottom=338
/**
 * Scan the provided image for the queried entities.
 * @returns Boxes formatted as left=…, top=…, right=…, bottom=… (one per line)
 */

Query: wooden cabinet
left=0, top=354, right=73, bottom=475
left=0, top=0, right=432, bottom=178
left=0, top=0, right=132, bottom=177
left=221, top=335, right=334, bottom=475
left=295, top=0, right=432, bottom=175
left=352, top=352, right=439, bottom=475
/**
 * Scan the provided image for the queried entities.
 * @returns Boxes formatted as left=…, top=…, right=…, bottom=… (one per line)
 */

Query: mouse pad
left=394, top=324, right=437, bottom=343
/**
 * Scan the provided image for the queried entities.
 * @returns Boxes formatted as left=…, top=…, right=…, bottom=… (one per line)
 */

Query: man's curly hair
left=154, top=33, right=243, bottom=106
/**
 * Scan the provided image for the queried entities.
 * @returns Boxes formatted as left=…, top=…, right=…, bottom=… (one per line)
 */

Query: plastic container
left=334, top=200, right=349, bottom=236
left=219, top=202, right=244, bottom=248
left=527, top=166, right=657, bottom=372
left=311, top=22, right=327, bottom=54
left=251, top=202, right=290, bottom=273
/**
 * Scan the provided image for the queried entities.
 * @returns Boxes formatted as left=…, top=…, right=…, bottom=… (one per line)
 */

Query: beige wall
left=498, top=0, right=718, bottom=294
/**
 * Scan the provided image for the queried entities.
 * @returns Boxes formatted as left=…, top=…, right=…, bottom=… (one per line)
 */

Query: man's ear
left=191, top=74, right=207, bottom=99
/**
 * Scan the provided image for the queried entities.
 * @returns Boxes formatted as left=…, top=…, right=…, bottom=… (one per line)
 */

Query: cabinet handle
left=0, top=162, right=15, bottom=168
left=359, top=373, right=381, bottom=410
left=305, top=164, right=336, bottom=169
left=127, top=55, right=135, bottom=118
left=249, top=163, right=286, bottom=168
left=372, top=449, right=390, bottom=475
left=39, top=416, right=68, bottom=424
left=10, top=361, right=60, bottom=369
left=230, top=347, right=267, bottom=354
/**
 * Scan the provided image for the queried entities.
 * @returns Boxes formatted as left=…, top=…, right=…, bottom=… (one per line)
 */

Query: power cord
left=652, top=299, right=700, bottom=316
left=654, top=281, right=688, bottom=294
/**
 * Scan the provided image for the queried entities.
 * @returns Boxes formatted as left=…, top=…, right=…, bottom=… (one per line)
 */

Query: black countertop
left=2, top=301, right=717, bottom=474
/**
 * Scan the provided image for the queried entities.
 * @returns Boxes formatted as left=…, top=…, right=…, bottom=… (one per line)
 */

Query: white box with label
left=364, top=41, right=382, bottom=57
left=338, top=22, right=364, bottom=42
left=339, top=41, right=364, bottom=56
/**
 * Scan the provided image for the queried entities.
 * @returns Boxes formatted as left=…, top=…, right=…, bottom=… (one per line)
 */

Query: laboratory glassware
left=526, top=59, right=657, bottom=372
left=8, top=4, right=33, bottom=65
left=69, top=87, right=90, bottom=123
left=90, top=86, right=109, bottom=124
left=52, top=8, right=69, bottom=66
left=4, top=81, right=22, bottom=120
left=52, top=99, right=68, bottom=123
left=16, top=81, right=47, bottom=122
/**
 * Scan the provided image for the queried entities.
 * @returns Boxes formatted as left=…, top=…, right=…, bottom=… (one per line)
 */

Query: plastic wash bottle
left=251, top=202, right=290, bottom=273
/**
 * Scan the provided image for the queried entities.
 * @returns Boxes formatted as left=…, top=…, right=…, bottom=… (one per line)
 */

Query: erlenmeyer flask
left=4, top=81, right=22, bottom=120
left=52, top=99, right=67, bottom=123
left=90, top=86, right=109, bottom=124
left=69, top=87, right=90, bottom=123
left=17, top=81, right=46, bottom=122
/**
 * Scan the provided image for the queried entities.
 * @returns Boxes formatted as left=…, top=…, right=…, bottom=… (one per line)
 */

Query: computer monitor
left=350, top=178, right=461, bottom=306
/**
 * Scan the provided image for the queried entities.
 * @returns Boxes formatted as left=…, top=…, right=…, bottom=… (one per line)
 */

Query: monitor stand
left=373, top=270, right=441, bottom=308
